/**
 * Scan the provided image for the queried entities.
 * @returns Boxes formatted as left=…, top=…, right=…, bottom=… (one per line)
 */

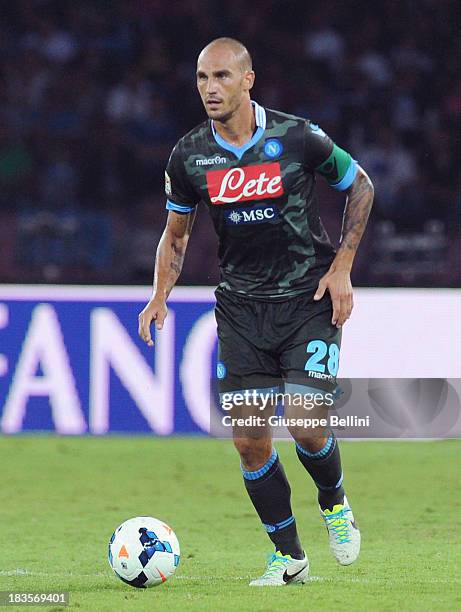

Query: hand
left=313, top=267, right=353, bottom=328
left=138, top=297, right=168, bottom=346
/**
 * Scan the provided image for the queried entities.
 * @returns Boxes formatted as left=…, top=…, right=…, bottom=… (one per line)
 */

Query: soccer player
left=139, top=38, right=374, bottom=586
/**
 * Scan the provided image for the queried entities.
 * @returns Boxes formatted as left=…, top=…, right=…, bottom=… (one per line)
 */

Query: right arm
left=138, top=209, right=196, bottom=346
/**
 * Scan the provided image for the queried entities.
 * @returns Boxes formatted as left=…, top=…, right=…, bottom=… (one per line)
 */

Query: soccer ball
left=108, top=516, right=180, bottom=588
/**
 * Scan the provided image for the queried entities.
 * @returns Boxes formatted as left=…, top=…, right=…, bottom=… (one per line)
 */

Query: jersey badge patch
left=264, top=139, right=283, bottom=159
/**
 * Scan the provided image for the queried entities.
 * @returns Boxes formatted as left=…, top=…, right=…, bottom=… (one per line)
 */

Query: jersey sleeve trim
left=166, top=199, right=196, bottom=213
left=331, top=158, right=358, bottom=191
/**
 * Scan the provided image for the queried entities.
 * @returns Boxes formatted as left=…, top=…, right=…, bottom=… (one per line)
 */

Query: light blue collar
left=211, top=100, right=266, bottom=160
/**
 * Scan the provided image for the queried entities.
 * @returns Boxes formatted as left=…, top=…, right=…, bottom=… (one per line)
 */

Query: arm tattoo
left=170, top=243, right=184, bottom=275
left=169, top=212, right=194, bottom=276
left=153, top=210, right=196, bottom=299
left=339, top=170, right=374, bottom=253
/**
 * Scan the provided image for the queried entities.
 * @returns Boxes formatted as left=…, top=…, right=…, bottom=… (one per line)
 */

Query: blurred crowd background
left=1, top=0, right=459, bottom=286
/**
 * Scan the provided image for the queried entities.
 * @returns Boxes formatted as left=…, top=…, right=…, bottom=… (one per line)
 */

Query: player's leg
left=280, top=293, right=345, bottom=510
left=280, top=294, right=360, bottom=565
left=215, top=288, right=308, bottom=585
left=233, top=418, right=303, bottom=560
left=232, top=416, right=309, bottom=586
left=286, top=401, right=345, bottom=511
left=287, top=405, right=359, bottom=565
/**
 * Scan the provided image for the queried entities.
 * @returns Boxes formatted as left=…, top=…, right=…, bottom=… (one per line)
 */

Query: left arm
left=314, top=165, right=374, bottom=327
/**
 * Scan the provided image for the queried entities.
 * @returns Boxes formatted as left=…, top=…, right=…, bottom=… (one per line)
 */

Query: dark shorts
left=215, top=287, right=342, bottom=396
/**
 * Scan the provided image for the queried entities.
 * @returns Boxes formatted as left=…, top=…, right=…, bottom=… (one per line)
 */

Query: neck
left=213, top=98, right=255, bottom=147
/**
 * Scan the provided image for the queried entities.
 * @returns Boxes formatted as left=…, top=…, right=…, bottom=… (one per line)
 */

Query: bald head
left=196, top=38, right=255, bottom=122
left=198, top=37, right=252, bottom=73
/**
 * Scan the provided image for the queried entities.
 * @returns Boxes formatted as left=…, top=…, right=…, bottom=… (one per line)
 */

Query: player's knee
left=292, top=432, right=329, bottom=454
left=287, top=414, right=329, bottom=448
left=233, top=437, right=272, bottom=471
left=288, top=419, right=329, bottom=450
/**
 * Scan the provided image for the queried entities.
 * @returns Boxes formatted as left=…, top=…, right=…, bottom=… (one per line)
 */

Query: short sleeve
left=165, top=142, right=199, bottom=214
left=304, top=121, right=358, bottom=191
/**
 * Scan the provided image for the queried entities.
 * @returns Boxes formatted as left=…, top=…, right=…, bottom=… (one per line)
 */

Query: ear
left=243, top=70, right=255, bottom=92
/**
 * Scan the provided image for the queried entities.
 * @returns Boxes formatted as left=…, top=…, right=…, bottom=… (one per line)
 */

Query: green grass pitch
left=1, top=437, right=460, bottom=611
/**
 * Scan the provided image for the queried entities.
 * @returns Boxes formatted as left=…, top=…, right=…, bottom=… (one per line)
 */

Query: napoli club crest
left=264, top=139, right=283, bottom=159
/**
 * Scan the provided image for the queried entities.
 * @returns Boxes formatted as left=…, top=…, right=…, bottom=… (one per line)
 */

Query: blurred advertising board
left=0, top=286, right=460, bottom=436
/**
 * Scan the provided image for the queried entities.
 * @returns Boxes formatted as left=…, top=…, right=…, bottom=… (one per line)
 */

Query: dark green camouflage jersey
left=165, top=101, right=357, bottom=300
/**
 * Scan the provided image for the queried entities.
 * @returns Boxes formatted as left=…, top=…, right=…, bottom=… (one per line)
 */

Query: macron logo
left=207, top=163, right=283, bottom=205
left=195, top=155, right=227, bottom=166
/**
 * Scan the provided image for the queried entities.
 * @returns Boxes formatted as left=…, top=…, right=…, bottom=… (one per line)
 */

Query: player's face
left=196, top=47, right=254, bottom=122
